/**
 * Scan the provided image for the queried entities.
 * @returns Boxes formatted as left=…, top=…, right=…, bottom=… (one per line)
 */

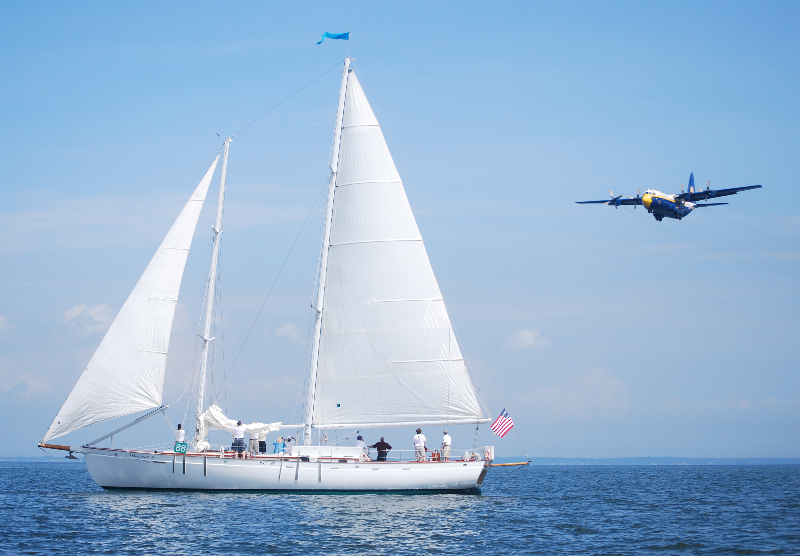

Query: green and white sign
left=174, top=442, right=188, bottom=454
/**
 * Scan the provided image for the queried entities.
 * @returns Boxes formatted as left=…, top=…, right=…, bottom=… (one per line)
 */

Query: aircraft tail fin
left=688, top=173, right=695, bottom=194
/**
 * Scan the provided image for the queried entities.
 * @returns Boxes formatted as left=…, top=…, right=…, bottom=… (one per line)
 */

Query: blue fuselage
left=642, top=193, right=692, bottom=221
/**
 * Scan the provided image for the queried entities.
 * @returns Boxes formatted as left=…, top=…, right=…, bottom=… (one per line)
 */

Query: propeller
left=608, top=190, right=622, bottom=209
left=705, top=181, right=711, bottom=200
left=633, top=188, right=641, bottom=209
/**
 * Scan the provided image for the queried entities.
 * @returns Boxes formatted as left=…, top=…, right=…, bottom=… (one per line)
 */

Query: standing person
left=248, top=431, right=259, bottom=455
left=355, top=435, right=367, bottom=455
left=369, top=437, right=392, bottom=461
left=284, top=436, right=296, bottom=455
left=257, top=431, right=267, bottom=454
left=273, top=436, right=285, bottom=455
left=413, top=428, right=427, bottom=462
left=175, top=424, right=185, bottom=443
left=232, top=420, right=246, bottom=459
left=441, top=430, right=452, bottom=461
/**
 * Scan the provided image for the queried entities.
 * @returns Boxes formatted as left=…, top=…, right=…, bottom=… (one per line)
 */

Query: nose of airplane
left=642, top=193, right=652, bottom=209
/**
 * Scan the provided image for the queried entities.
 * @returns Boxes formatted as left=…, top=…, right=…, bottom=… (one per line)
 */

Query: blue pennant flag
left=316, top=31, right=350, bottom=45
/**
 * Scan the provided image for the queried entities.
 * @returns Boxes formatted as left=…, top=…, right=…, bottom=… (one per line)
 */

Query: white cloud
left=63, top=303, right=113, bottom=334
left=0, top=353, right=51, bottom=397
left=519, top=367, right=631, bottom=420
left=275, top=323, right=301, bottom=342
left=506, top=328, right=550, bottom=350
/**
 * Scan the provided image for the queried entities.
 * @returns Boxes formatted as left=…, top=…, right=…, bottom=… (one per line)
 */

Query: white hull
left=83, top=447, right=490, bottom=493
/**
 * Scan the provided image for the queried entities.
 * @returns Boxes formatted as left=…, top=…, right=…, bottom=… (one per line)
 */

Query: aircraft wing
left=692, top=202, right=729, bottom=207
left=679, top=184, right=761, bottom=202
left=575, top=198, right=642, bottom=206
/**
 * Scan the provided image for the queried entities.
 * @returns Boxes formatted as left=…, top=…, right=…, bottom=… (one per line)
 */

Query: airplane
left=576, top=173, right=762, bottom=221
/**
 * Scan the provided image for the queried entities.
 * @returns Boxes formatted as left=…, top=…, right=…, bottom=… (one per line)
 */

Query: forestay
left=313, top=71, right=486, bottom=429
left=43, top=156, right=220, bottom=442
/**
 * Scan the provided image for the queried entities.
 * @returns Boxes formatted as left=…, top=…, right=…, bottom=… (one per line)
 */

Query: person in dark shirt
left=369, top=437, right=393, bottom=461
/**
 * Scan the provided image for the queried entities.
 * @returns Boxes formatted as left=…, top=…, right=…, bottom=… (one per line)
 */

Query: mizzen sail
left=43, top=156, right=220, bottom=442
left=312, top=70, right=486, bottom=429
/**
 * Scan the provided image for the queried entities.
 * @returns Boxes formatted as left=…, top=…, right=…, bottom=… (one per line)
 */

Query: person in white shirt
left=355, top=435, right=367, bottom=455
left=413, top=428, right=427, bottom=462
left=232, top=420, right=246, bottom=459
left=175, top=424, right=185, bottom=444
left=441, top=430, right=452, bottom=461
left=284, top=436, right=296, bottom=455
left=257, top=430, right=267, bottom=454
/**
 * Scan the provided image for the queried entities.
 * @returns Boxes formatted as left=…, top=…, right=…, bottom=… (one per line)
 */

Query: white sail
left=312, top=71, right=485, bottom=428
left=43, top=156, right=220, bottom=442
left=194, top=402, right=282, bottom=452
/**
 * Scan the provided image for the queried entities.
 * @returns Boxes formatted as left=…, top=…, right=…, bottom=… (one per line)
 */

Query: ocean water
left=1, top=462, right=798, bottom=555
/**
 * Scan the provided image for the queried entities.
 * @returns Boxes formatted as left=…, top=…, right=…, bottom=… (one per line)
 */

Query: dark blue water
left=1, top=462, right=798, bottom=555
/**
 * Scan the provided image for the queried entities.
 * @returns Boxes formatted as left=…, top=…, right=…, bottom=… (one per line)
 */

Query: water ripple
left=1, top=463, right=798, bottom=554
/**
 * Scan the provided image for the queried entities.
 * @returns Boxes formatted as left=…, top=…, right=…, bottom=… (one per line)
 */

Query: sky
left=1, top=2, right=798, bottom=458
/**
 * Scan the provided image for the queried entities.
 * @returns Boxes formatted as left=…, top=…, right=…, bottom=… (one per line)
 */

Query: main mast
left=304, top=59, right=351, bottom=445
left=195, top=137, right=231, bottom=446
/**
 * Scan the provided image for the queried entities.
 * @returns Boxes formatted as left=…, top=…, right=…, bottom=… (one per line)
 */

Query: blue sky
left=1, top=2, right=798, bottom=457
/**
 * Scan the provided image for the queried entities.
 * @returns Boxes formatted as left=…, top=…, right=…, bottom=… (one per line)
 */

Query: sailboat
left=39, top=58, right=495, bottom=492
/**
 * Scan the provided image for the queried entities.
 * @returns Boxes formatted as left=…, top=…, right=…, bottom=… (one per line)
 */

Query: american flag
left=490, top=408, right=514, bottom=438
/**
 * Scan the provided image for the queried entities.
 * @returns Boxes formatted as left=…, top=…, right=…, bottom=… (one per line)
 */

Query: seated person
left=273, top=436, right=286, bottom=455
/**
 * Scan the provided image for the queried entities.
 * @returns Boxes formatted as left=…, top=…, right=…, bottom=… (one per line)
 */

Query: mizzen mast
left=195, top=137, right=231, bottom=447
left=304, top=58, right=351, bottom=445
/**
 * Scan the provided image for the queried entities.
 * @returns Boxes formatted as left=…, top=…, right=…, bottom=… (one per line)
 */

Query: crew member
left=413, top=428, right=427, bottom=462
left=175, top=424, right=185, bottom=443
left=248, top=431, right=259, bottom=455
left=233, top=420, right=246, bottom=459
left=355, top=435, right=367, bottom=455
left=441, top=430, right=452, bottom=461
left=369, top=437, right=392, bottom=461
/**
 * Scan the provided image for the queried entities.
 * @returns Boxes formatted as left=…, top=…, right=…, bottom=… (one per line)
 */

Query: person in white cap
left=441, top=430, right=452, bottom=461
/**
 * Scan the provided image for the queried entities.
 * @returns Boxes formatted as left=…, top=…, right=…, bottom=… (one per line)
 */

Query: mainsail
left=43, top=156, right=220, bottom=442
left=311, top=68, right=487, bottom=429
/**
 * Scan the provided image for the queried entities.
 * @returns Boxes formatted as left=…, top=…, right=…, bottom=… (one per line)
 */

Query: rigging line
left=292, top=304, right=318, bottom=425
left=215, top=237, right=225, bottom=398
left=297, top=209, right=328, bottom=426
left=415, top=211, right=531, bottom=459
left=38, top=446, right=64, bottom=463
left=177, top=218, right=217, bottom=424
left=232, top=60, right=344, bottom=138
left=162, top=411, right=176, bottom=436
left=212, top=177, right=330, bottom=400
left=216, top=201, right=228, bottom=407
left=208, top=246, right=223, bottom=409
left=226, top=183, right=326, bottom=411
left=180, top=203, right=219, bottom=418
